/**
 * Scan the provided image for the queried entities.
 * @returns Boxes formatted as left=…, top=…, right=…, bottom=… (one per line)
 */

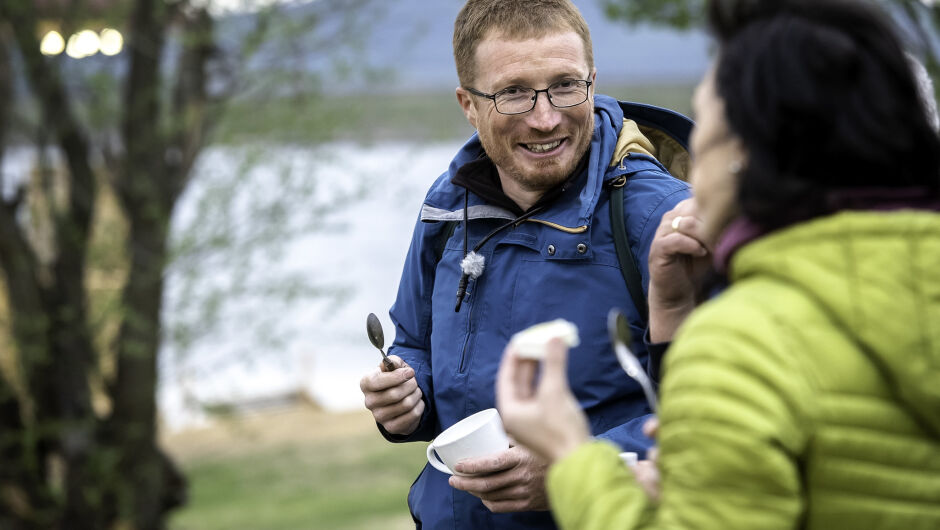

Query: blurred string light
left=66, top=30, right=100, bottom=58
left=40, top=30, right=66, bottom=56
left=40, top=28, right=124, bottom=58
left=99, top=28, right=123, bottom=56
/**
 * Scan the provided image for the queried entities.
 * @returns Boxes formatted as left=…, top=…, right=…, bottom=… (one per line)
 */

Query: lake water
left=158, top=141, right=464, bottom=430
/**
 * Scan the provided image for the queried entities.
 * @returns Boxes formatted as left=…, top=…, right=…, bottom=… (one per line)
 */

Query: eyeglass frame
left=463, top=79, right=594, bottom=115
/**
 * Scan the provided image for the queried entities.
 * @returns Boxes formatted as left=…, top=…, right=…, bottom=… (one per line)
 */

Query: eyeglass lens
left=495, top=80, right=589, bottom=115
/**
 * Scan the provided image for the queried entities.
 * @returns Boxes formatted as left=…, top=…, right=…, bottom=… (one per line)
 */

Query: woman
left=495, top=0, right=940, bottom=528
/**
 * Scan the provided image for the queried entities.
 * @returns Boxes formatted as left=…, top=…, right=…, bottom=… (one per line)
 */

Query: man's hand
left=647, top=198, right=712, bottom=342
left=448, top=445, right=550, bottom=513
left=359, top=355, right=424, bottom=436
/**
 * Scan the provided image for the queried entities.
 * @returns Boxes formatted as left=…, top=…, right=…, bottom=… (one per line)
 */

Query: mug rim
left=433, top=408, right=500, bottom=447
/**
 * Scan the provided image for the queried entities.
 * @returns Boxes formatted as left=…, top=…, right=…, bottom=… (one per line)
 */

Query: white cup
left=426, top=408, right=509, bottom=475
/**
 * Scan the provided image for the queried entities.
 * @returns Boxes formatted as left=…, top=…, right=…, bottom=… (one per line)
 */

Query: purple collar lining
left=713, top=187, right=940, bottom=275
left=713, top=218, right=765, bottom=275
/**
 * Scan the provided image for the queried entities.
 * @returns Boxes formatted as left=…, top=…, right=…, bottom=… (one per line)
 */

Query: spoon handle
left=381, top=354, right=395, bottom=372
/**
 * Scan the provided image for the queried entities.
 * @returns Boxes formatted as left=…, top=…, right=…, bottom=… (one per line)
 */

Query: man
left=359, top=1, right=692, bottom=527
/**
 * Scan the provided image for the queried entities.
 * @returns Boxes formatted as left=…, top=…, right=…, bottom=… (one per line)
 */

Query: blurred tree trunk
left=0, top=0, right=202, bottom=526
left=0, top=0, right=374, bottom=526
left=105, top=0, right=189, bottom=525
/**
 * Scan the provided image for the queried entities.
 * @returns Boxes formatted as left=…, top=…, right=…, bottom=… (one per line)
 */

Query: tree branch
left=169, top=7, right=213, bottom=198
left=1, top=0, right=98, bottom=424
left=0, top=25, right=11, bottom=191
left=117, top=0, right=169, bottom=215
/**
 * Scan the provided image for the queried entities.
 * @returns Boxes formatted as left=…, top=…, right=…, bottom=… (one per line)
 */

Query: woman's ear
left=728, top=138, right=749, bottom=174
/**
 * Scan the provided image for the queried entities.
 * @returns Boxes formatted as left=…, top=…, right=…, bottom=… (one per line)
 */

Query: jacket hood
left=731, top=211, right=940, bottom=437
left=420, top=95, right=692, bottom=228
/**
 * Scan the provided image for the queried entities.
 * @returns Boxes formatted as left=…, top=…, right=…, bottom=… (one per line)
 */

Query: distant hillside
left=360, top=0, right=710, bottom=90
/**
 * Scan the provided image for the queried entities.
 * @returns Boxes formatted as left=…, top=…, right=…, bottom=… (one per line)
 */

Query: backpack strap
left=608, top=175, right=648, bottom=322
left=433, top=220, right=459, bottom=264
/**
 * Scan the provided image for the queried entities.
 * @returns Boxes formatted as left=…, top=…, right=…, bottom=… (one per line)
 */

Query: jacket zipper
left=457, top=278, right=474, bottom=373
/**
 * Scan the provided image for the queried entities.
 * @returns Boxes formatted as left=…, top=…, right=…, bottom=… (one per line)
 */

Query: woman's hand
left=495, top=338, right=591, bottom=465
left=647, top=198, right=712, bottom=342
left=633, top=417, right=662, bottom=502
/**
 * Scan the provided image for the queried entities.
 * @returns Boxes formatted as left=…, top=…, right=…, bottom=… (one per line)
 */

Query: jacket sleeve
left=379, top=213, right=448, bottom=443
left=546, top=301, right=811, bottom=530
left=622, top=167, right=691, bottom=297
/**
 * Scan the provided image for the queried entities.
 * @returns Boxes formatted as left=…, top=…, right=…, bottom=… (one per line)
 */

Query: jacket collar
left=421, top=95, right=693, bottom=231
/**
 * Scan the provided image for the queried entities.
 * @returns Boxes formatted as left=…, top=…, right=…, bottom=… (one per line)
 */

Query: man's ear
left=456, top=87, right=478, bottom=129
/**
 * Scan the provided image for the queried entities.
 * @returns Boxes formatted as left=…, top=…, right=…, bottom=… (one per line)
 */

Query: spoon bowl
left=607, top=308, right=658, bottom=413
left=367, top=313, right=396, bottom=372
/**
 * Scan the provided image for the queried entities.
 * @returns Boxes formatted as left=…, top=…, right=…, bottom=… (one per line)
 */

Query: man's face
left=457, top=31, right=596, bottom=194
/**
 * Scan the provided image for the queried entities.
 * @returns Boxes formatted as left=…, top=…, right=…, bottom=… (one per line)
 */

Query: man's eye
left=502, top=87, right=523, bottom=96
left=555, top=80, right=575, bottom=88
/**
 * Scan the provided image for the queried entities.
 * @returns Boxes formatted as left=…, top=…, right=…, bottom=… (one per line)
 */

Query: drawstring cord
left=454, top=191, right=545, bottom=312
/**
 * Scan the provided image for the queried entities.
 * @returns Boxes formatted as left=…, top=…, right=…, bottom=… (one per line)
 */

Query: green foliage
left=602, top=0, right=939, bottom=105
left=602, top=0, right=706, bottom=30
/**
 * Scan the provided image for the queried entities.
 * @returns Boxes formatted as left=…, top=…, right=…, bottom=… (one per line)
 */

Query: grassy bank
left=215, top=82, right=695, bottom=146
left=165, top=408, right=428, bottom=530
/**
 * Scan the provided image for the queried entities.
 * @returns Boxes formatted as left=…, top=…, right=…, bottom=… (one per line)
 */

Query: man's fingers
left=362, top=375, right=418, bottom=409
left=454, top=448, right=517, bottom=475
left=378, top=392, right=425, bottom=434
left=386, top=355, right=407, bottom=369
left=371, top=385, right=422, bottom=424
left=449, top=470, right=521, bottom=494
left=359, top=363, right=415, bottom=393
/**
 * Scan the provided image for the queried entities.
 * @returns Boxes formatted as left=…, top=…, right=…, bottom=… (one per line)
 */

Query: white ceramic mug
left=426, top=408, right=509, bottom=475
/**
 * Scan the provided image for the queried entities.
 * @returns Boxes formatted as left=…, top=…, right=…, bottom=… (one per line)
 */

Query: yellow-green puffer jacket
left=547, top=211, right=940, bottom=529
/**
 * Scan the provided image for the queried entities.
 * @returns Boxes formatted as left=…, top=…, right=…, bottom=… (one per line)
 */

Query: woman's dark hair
left=706, top=0, right=940, bottom=230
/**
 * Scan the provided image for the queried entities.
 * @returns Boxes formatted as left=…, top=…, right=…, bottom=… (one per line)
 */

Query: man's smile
left=522, top=139, right=565, bottom=154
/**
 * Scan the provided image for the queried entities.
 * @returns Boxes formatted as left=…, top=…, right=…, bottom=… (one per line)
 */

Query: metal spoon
left=607, top=308, right=658, bottom=413
left=367, top=313, right=396, bottom=372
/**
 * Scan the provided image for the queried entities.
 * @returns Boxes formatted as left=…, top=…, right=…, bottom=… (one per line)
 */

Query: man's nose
left=525, top=92, right=562, bottom=131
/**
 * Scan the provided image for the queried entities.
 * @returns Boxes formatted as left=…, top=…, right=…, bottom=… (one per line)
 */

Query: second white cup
left=426, top=408, right=509, bottom=475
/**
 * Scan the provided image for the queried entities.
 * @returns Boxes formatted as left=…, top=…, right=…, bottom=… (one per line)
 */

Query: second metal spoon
left=607, top=308, right=658, bottom=413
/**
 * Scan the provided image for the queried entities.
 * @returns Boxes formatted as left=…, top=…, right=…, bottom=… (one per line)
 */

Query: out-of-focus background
left=0, top=0, right=935, bottom=528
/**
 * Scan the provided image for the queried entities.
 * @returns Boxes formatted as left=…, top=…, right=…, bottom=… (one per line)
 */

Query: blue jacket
left=385, top=95, right=692, bottom=529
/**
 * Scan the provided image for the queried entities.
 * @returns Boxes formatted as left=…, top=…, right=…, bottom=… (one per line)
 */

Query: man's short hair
left=453, top=0, right=594, bottom=87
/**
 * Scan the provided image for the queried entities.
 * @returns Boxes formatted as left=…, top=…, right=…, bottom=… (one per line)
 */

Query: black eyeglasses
left=464, top=79, right=593, bottom=115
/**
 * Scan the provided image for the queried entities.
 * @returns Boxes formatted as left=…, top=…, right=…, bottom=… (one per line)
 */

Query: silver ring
left=671, top=216, right=683, bottom=232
